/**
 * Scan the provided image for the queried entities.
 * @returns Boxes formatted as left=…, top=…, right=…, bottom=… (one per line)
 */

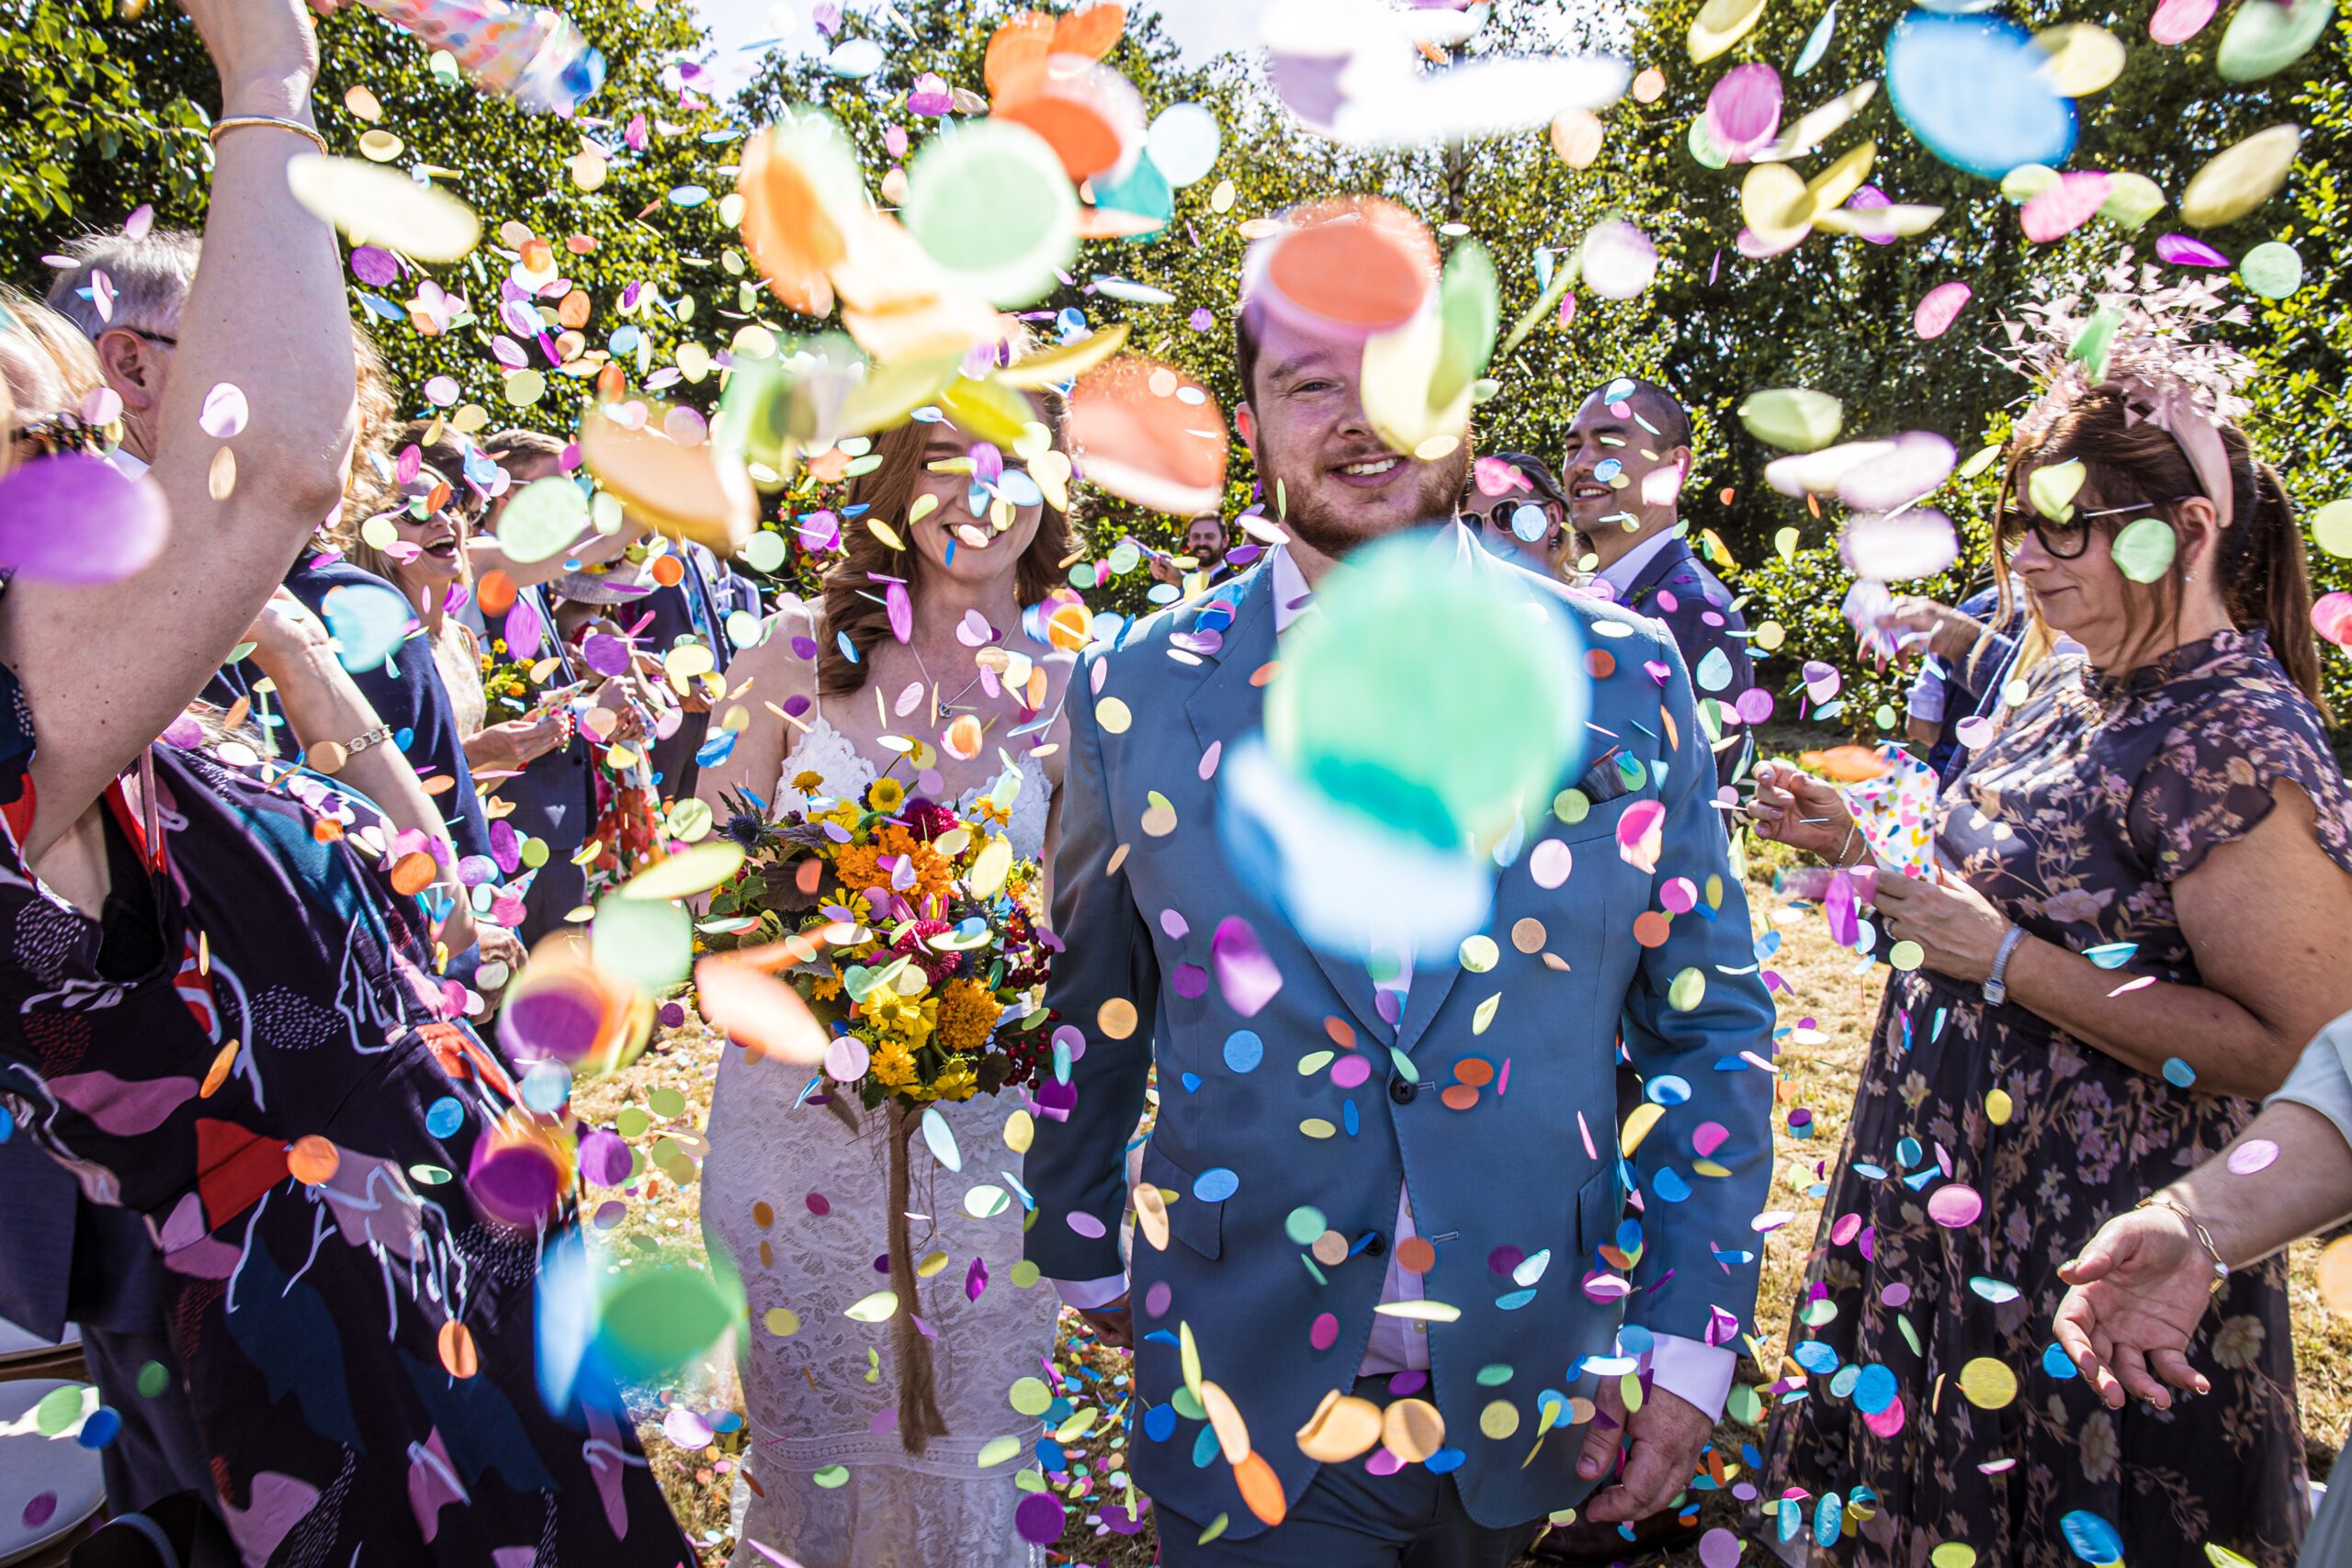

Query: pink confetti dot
left=1692, top=1121, right=1729, bottom=1158
left=1927, top=1184, right=1984, bottom=1228
left=1699, top=1527, right=1745, bottom=1568
left=1330, top=1054, right=1372, bottom=1089
left=1144, top=1280, right=1172, bottom=1318
left=1531, top=839, right=1574, bottom=889
left=2226, top=1139, right=2279, bottom=1175
left=1861, top=1393, right=1906, bottom=1438
left=1880, top=1281, right=1912, bottom=1308
left=806, top=1192, right=831, bottom=1216
left=1309, top=1312, right=1339, bottom=1350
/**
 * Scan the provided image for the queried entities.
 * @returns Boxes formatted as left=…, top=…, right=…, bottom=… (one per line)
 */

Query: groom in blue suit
left=1025, top=209, right=1775, bottom=1565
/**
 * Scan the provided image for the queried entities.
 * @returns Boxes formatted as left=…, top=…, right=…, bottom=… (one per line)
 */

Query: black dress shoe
left=1528, top=1508, right=1705, bottom=1565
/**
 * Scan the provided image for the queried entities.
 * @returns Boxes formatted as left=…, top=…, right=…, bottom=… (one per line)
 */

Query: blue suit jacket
left=1025, top=531, right=1774, bottom=1534
left=1618, top=536, right=1754, bottom=795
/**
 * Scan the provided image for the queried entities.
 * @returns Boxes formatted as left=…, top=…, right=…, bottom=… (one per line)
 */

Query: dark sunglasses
left=1999, top=509, right=2092, bottom=560
left=7, top=414, right=112, bottom=460
left=1473, top=496, right=1559, bottom=544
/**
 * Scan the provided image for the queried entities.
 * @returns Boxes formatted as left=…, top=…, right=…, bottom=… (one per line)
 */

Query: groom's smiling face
left=1235, top=308, right=1469, bottom=560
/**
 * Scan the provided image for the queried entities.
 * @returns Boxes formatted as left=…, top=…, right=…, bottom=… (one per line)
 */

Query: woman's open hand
left=1746, top=760, right=1857, bottom=862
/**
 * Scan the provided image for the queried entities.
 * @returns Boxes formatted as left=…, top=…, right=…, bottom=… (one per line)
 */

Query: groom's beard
left=1274, top=442, right=1474, bottom=561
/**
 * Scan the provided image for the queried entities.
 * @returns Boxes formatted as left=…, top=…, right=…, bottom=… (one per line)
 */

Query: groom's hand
left=1576, top=1380, right=1708, bottom=1523
left=1076, top=1296, right=1133, bottom=1349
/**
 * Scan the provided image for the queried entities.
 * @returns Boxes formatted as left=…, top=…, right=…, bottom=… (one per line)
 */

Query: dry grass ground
left=583, top=863, right=2349, bottom=1568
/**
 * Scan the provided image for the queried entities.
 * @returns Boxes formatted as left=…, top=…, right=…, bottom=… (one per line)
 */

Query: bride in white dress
left=696, top=401, right=1078, bottom=1568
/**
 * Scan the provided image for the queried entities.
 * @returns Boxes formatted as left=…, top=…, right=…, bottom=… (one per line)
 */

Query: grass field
left=577, top=860, right=2352, bottom=1567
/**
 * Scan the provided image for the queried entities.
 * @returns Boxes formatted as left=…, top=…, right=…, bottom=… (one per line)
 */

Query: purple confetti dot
left=807, top=1192, right=831, bottom=1216
left=350, top=244, right=400, bottom=287
left=22, top=1492, right=56, bottom=1529
left=1067, top=1211, right=1108, bottom=1239
left=1014, top=1492, right=1068, bottom=1546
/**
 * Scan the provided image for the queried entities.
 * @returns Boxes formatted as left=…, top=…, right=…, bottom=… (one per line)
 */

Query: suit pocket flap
left=1141, top=1145, right=1225, bottom=1261
left=1576, top=1167, right=1623, bottom=1260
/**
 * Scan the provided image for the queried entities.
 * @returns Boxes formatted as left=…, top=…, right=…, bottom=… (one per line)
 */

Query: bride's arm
left=1032, top=649, right=1077, bottom=908
left=695, top=599, right=820, bottom=819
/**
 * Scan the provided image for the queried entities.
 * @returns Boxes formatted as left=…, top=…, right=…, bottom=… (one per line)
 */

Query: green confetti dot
left=2240, top=241, right=2303, bottom=299
left=648, top=1087, right=687, bottom=1121
left=813, top=1464, right=851, bottom=1489
left=1553, top=788, right=1591, bottom=826
left=1009, top=1376, right=1052, bottom=1416
left=1889, top=939, right=1926, bottom=971
left=2110, top=515, right=2177, bottom=582
left=1667, top=966, right=1708, bottom=1011
left=136, top=1360, right=169, bottom=1398
left=34, top=1383, right=84, bottom=1436
left=1283, top=1205, right=1327, bottom=1246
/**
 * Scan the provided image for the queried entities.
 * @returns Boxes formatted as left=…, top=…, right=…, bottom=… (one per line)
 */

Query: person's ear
left=1235, top=401, right=1258, bottom=467
left=2174, top=495, right=2224, bottom=575
left=94, top=329, right=162, bottom=411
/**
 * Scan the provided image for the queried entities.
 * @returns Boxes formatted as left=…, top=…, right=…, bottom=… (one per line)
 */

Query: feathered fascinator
left=1998, top=251, right=2259, bottom=527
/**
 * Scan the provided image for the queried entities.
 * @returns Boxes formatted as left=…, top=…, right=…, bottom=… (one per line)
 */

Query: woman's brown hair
left=1995, top=386, right=2325, bottom=719
left=817, top=401, right=1070, bottom=696
left=334, top=416, right=479, bottom=594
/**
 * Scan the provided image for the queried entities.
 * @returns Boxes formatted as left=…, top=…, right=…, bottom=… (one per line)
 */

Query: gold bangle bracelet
left=209, top=115, right=328, bottom=156
left=2135, top=1194, right=2231, bottom=1296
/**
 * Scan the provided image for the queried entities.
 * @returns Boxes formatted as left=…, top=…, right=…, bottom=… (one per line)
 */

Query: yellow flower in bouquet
left=931, top=1058, right=980, bottom=1102
left=793, top=769, right=826, bottom=793
left=935, top=977, right=1001, bottom=1054
left=866, top=776, right=907, bottom=814
left=807, top=969, right=843, bottom=1003
left=871, top=1038, right=917, bottom=1089
left=863, top=987, right=936, bottom=1050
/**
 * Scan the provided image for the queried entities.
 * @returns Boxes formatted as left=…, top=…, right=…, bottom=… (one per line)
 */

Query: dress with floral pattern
left=0, top=653, right=688, bottom=1567
left=1756, top=629, right=2351, bottom=1568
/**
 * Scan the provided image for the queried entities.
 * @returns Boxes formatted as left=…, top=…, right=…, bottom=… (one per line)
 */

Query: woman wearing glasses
left=1745, top=347, right=2352, bottom=1563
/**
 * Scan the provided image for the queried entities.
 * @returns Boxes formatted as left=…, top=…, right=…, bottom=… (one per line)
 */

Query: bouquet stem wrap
left=887, top=1100, right=948, bottom=1455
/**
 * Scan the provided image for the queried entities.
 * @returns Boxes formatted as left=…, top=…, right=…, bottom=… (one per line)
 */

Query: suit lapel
left=1623, top=535, right=1694, bottom=612
left=1180, top=561, right=1396, bottom=1046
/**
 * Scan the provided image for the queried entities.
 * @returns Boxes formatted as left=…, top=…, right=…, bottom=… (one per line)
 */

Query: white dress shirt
left=1055, top=540, right=1737, bottom=1421
left=1592, top=525, right=1681, bottom=603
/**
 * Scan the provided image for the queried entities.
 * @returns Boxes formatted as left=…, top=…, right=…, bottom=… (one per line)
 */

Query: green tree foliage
left=1603, top=0, right=2352, bottom=728
left=1, top=0, right=740, bottom=425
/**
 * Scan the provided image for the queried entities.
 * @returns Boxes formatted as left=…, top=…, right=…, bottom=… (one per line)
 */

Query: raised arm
left=1, top=0, right=354, bottom=869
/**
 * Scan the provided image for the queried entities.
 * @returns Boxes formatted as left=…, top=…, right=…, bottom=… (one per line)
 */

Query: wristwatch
left=1982, top=924, right=2027, bottom=1006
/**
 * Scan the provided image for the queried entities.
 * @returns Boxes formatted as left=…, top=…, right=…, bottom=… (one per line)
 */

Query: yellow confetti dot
left=1095, top=697, right=1132, bottom=735
left=357, top=128, right=404, bottom=162
left=1097, top=998, right=1138, bottom=1040
left=1459, top=934, right=1499, bottom=973
left=199, top=1037, right=241, bottom=1099
left=1009, top=1376, right=1052, bottom=1416
left=1984, top=1089, right=2014, bottom=1126
left=1889, top=939, right=1926, bottom=972
left=975, top=1435, right=1023, bottom=1469
left=1930, top=1545, right=1980, bottom=1568
left=763, top=1307, right=800, bottom=1337
left=1202, top=1380, right=1252, bottom=1462
left=1298, top=1118, right=1337, bottom=1139
left=208, top=445, right=237, bottom=500
left=1295, top=1391, right=1384, bottom=1463
left=1478, top=1400, right=1521, bottom=1440
left=1957, top=1357, right=2018, bottom=1409
left=1003, top=1109, right=1035, bottom=1153
left=1380, top=1397, right=1446, bottom=1463
left=1620, top=1100, right=1666, bottom=1156
left=1135, top=1182, right=1170, bottom=1252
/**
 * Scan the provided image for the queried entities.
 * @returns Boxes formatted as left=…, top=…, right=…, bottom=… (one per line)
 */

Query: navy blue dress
left=0, top=660, right=687, bottom=1565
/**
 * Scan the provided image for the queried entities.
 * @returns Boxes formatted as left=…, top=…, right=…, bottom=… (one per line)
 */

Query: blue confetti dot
left=2162, top=1057, right=2197, bottom=1089
left=322, top=582, right=413, bottom=673
left=1617, top=1324, right=1654, bottom=1354
left=76, top=1406, right=122, bottom=1450
left=2083, top=942, right=2138, bottom=969
left=1223, top=1030, right=1262, bottom=1074
left=1535, top=1389, right=1573, bottom=1428
left=424, top=1097, right=465, bottom=1138
left=1142, top=1404, right=1176, bottom=1442
left=1827, top=1364, right=1860, bottom=1400
left=1650, top=1167, right=1691, bottom=1203
left=1793, top=1340, right=1841, bottom=1375
left=1193, top=1168, right=1239, bottom=1203
left=2060, top=1510, right=2124, bottom=1564
left=1180, top=1072, right=1202, bottom=1094
left=1814, top=1492, right=1844, bottom=1547
left=1425, top=1446, right=1465, bottom=1473
left=2042, top=1341, right=2079, bottom=1381
left=1191, top=1423, right=1221, bottom=1468
left=1343, top=1100, right=1360, bottom=1137
left=1852, top=1363, right=1898, bottom=1415
left=1495, top=1288, right=1537, bottom=1311
left=0, top=1103, right=13, bottom=1142
left=1036, top=1436, right=1068, bottom=1469
left=1645, top=1075, right=1692, bottom=1106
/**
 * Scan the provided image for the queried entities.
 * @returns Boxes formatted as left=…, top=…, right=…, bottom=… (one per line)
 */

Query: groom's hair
left=1233, top=197, right=1440, bottom=411
left=1579, top=376, right=1692, bottom=452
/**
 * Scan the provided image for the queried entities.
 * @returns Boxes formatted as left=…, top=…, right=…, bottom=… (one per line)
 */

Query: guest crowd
left=0, top=3, right=2349, bottom=1568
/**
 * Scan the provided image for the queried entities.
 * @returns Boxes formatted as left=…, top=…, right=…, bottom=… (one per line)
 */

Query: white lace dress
left=704, top=717, right=1059, bottom=1568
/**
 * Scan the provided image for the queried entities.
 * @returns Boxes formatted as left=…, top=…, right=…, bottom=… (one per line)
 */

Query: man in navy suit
left=1025, top=209, right=1774, bottom=1565
left=1564, top=378, right=1756, bottom=799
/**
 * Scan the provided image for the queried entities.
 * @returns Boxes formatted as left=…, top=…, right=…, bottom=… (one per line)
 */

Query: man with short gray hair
left=44, top=228, right=203, bottom=471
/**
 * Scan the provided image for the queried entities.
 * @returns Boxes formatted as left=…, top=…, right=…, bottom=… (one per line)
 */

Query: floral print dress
left=1757, top=629, right=2352, bottom=1568
left=0, top=657, right=687, bottom=1566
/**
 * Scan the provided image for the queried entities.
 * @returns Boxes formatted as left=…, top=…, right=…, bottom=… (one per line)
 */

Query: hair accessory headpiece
left=1998, top=251, right=2258, bottom=529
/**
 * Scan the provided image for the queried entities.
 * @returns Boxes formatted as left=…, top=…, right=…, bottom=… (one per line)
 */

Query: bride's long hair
left=817, top=395, right=1071, bottom=696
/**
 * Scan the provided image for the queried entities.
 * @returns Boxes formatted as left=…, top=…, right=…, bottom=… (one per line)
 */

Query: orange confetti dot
left=1250, top=660, right=1280, bottom=688
left=557, top=288, right=593, bottom=331
left=477, top=569, right=519, bottom=618
left=311, top=818, right=343, bottom=843
left=288, top=1134, right=341, bottom=1186
left=390, top=852, right=438, bottom=897
left=650, top=553, right=685, bottom=587
left=1396, top=1235, right=1437, bottom=1274
left=1235, top=1450, right=1287, bottom=1527
left=437, top=1319, right=480, bottom=1380
left=1323, top=1016, right=1356, bottom=1051
left=1633, top=910, right=1673, bottom=948
left=752, top=1201, right=775, bottom=1229
left=1441, top=1084, right=1481, bottom=1111
left=1454, top=1059, right=1495, bottom=1089
left=419, top=775, right=455, bottom=797
left=1585, top=649, right=1616, bottom=679
left=199, top=1038, right=240, bottom=1099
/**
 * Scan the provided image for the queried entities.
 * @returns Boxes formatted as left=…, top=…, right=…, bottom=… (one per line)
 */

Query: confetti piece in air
left=0, top=454, right=168, bottom=584
left=283, top=155, right=481, bottom=262
left=1885, top=14, right=2077, bottom=179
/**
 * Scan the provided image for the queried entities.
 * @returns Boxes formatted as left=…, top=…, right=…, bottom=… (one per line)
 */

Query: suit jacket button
left=1389, top=1077, right=1418, bottom=1105
left=1364, top=1233, right=1387, bottom=1258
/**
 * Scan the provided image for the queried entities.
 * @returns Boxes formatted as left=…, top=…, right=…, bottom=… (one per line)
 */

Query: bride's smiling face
left=904, top=413, right=1047, bottom=591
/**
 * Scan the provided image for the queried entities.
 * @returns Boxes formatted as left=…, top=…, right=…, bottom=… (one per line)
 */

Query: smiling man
left=1564, top=377, right=1754, bottom=796
left=1027, top=208, right=1774, bottom=1567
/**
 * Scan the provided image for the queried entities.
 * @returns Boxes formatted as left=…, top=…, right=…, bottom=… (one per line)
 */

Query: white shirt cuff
left=1645, top=1333, right=1737, bottom=1421
left=1053, top=1273, right=1129, bottom=1311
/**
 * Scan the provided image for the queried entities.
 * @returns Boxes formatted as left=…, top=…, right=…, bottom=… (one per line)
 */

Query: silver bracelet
left=345, top=724, right=394, bottom=758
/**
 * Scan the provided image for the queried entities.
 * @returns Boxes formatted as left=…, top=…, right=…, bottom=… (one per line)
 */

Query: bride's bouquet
left=699, top=775, right=1057, bottom=1453
left=701, top=776, right=1057, bottom=1111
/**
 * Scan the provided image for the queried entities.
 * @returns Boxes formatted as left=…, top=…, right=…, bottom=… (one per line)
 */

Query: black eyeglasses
left=6, top=415, right=110, bottom=460
left=105, top=327, right=176, bottom=348
left=2000, top=509, right=2091, bottom=560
